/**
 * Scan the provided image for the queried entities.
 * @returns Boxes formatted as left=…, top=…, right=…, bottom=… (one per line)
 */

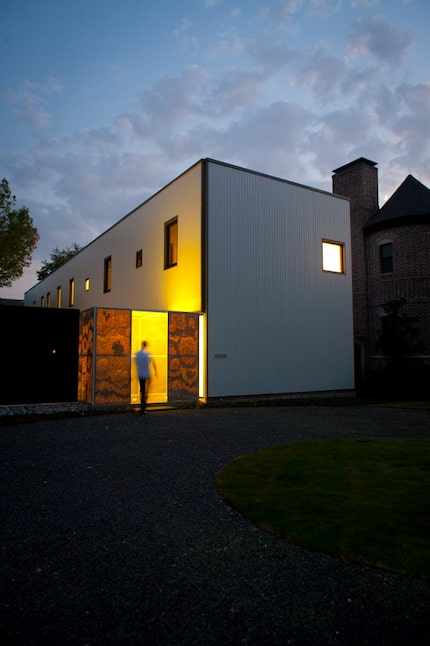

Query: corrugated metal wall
left=206, top=162, right=354, bottom=397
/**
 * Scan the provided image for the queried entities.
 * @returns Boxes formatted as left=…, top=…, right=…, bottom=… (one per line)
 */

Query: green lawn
left=217, top=438, right=430, bottom=579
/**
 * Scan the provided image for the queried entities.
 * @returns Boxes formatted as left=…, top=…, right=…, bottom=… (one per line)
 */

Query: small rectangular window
left=41, top=295, right=45, bottom=307
left=322, top=240, right=345, bottom=273
left=85, top=278, right=90, bottom=291
left=57, top=286, right=62, bottom=308
left=69, top=279, right=75, bottom=306
left=46, top=292, right=51, bottom=308
left=380, top=243, right=393, bottom=273
left=136, top=249, right=143, bottom=268
left=104, top=256, right=112, bottom=293
left=164, top=217, right=178, bottom=269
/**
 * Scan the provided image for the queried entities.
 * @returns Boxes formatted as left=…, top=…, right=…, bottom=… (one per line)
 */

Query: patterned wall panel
left=78, top=308, right=94, bottom=403
left=95, top=355, right=131, bottom=404
left=168, top=312, right=199, bottom=400
left=94, top=309, right=131, bottom=404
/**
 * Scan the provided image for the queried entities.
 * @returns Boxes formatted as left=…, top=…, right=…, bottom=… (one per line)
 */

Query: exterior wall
left=168, top=312, right=199, bottom=400
left=366, top=223, right=430, bottom=358
left=206, top=161, right=354, bottom=398
left=25, top=164, right=203, bottom=313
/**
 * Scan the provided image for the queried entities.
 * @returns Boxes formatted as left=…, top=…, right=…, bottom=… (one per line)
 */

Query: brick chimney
left=332, top=158, right=379, bottom=379
left=332, top=157, right=379, bottom=221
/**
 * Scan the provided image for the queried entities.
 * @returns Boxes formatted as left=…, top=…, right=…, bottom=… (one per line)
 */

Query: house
left=332, top=158, right=430, bottom=391
left=24, top=158, right=354, bottom=405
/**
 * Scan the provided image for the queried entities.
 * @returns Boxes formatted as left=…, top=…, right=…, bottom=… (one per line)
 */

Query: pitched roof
left=364, top=174, right=430, bottom=230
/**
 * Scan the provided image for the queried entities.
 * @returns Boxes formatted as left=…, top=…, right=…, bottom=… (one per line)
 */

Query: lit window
left=57, top=286, right=62, bottom=308
left=104, top=256, right=112, bottom=293
left=380, top=243, right=393, bottom=273
left=136, top=249, right=143, bottom=268
left=164, top=217, right=178, bottom=269
left=322, top=241, right=345, bottom=273
left=41, top=295, right=45, bottom=307
left=85, top=278, right=90, bottom=291
left=46, top=292, right=51, bottom=308
left=69, top=278, right=75, bottom=306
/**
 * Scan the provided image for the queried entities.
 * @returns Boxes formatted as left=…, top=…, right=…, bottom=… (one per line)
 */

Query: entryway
left=131, top=311, right=168, bottom=404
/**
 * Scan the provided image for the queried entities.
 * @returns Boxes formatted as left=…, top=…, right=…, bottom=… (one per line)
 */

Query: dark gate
left=1, top=305, right=79, bottom=404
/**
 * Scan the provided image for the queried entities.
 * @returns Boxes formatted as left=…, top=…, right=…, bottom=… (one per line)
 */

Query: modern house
left=332, top=158, right=430, bottom=390
left=25, top=158, right=355, bottom=405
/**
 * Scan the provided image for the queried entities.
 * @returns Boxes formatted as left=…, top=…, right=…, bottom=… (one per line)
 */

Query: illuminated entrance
left=78, top=307, right=200, bottom=406
left=131, top=311, right=168, bottom=404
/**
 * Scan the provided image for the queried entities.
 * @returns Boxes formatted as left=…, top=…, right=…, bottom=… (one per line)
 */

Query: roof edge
left=332, top=157, right=377, bottom=174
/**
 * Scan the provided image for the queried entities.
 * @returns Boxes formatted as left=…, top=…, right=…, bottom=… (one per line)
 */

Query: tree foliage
left=377, top=298, right=421, bottom=359
left=0, top=178, right=39, bottom=288
left=37, top=243, right=82, bottom=281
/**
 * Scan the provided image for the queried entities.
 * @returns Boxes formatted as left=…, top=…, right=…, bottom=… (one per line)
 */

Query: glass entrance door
left=131, top=311, right=168, bottom=404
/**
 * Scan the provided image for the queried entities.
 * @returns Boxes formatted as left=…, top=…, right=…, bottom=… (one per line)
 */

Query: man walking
left=135, top=341, right=157, bottom=414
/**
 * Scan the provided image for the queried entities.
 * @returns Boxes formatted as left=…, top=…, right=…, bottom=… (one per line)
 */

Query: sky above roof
left=1, top=0, right=429, bottom=298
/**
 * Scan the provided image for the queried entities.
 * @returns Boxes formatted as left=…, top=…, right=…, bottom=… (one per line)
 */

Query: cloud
left=5, top=77, right=63, bottom=128
left=306, top=0, right=342, bottom=18
left=259, top=0, right=305, bottom=29
left=209, top=68, right=269, bottom=116
left=173, top=18, right=199, bottom=52
left=208, top=26, right=246, bottom=59
left=348, top=13, right=413, bottom=63
left=116, top=66, right=210, bottom=140
left=391, top=82, right=430, bottom=159
left=247, top=39, right=296, bottom=73
left=293, top=43, right=346, bottom=103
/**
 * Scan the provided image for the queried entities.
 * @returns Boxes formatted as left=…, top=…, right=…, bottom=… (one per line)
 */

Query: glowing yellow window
left=85, top=278, right=90, bottom=291
left=322, top=241, right=345, bottom=273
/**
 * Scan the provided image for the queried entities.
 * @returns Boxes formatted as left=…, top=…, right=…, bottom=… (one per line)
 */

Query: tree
left=37, top=243, right=82, bottom=281
left=375, top=298, right=424, bottom=397
left=0, top=178, right=39, bottom=288
left=377, top=298, right=421, bottom=360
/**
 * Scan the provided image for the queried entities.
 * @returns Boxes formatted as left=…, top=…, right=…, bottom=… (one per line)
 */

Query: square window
left=322, top=241, right=345, bottom=273
left=104, top=256, right=112, bottom=293
left=164, top=217, right=178, bottom=269
left=136, top=249, right=143, bottom=268
left=380, top=243, right=393, bottom=273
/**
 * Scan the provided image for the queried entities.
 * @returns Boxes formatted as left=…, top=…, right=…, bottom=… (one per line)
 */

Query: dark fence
left=1, top=305, right=79, bottom=404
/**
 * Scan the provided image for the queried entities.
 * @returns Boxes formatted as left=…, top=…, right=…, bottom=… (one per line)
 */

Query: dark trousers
left=139, top=378, right=148, bottom=411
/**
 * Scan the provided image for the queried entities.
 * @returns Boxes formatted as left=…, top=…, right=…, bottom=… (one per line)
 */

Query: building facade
left=25, top=159, right=354, bottom=405
left=332, top=158, right=430, bottom=391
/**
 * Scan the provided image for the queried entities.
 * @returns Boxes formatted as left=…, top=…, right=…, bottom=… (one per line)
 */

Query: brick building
left=332, top=157, right=430, bottom=392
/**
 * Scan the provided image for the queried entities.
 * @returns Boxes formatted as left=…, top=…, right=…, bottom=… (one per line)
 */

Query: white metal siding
left=25, top=165, right=203, bottom=313
left=206, top=162, right=354, bottom=397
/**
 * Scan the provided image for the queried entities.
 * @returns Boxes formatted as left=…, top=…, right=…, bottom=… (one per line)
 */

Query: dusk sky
left=1, top=0, right=429, bottom=299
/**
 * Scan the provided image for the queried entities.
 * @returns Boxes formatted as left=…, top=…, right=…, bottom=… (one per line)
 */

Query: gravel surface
left=1, top=405, right=429, bottom=645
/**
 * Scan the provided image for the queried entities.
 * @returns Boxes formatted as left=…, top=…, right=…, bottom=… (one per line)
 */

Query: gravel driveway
left=1, top=405, right=429, bottom=645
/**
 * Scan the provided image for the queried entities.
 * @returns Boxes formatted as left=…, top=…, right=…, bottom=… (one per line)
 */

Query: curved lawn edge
left=217, top=438, right=430, bottom=579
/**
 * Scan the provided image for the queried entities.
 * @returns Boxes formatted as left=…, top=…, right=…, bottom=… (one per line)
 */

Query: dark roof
left=364, top=174, right=430, bottom=230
